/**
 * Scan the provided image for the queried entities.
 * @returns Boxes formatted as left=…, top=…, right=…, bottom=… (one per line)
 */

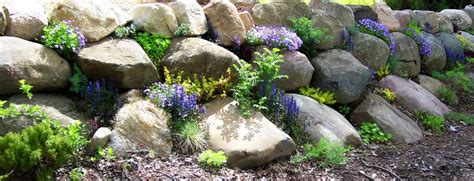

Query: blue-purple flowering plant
left=402, top=21, right=432, bottom=56
left=82, top=79, right=120, bottom=126
left=357, top=19, right=396, bottom=54
left=247, top=26, right=303, bottom=51
left=42, top=20, right=86, bottom=57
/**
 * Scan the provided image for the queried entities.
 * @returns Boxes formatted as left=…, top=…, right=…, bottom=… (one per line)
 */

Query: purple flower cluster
left=403, top=28, right=432, bottom=56
left=259, top=82, right=299, bottom=121
left=444, top=46, right=466, bottom=68
left=247, top=26, right=303, bottom=51
left=82, top=79, right=120, bottom=123
left=358, top=19, right=396, bottom=54
left=42, top=20, right=86, bottom=55
left=144, top=83, right=203, bottom=121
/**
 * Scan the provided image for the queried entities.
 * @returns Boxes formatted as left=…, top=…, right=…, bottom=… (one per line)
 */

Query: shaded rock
left=49, top=0, right=131, bottom=42
left=162, top=38, right=240, bottom=80
left=5, top=3, right=47, bottom=40
left=109, top=98, right=172, bottom=157
left=390, top=32, right=421, bottom=77
left=311, top=10, right=346, bottom=50
left=394, top=10, right=413, bottom=30
left=77, top=39, right=160, bottom=89
left=458, top=31, right=474, bottom=54
left=88, top=127, right=112, bottom=151
left=309, top=1, right=355, bottom=27
left=251, top=1, right=311, bottom=27
left=439, top=9, right=472, bottom=31
left=351, top=32, right=390, bottom=70
left=3, top=94, right=91, bottom=136
left=128, top=3, right=177, bottom=37
left=350, top=93, right=423, bottom=144
left=204, top=0, right=246, bottom=46
left=348, top=5, right=377, bottom=22
left=417, top=74, right=444, bottom=98
left=310, top=49, right=371, bottom=104
left=463, top=5, right=474, bottom=30
left=204, top=100, right=296, bottom=168
left=239, top=11, right=254, bottom=33
left=288, top=94, right=362, bottom=146
left=276, top=51, right=314, bottom=91
left=436, top=32, right=465, bottom=69
left=421, top=32, right=447, bottom=71
left=0, top=6, right=7, bottom=35
left=371, top=2, right=400, bottom=32
left=438, top=13, right=454, bottom=33
left=413, top=10, right=440, bottom=34
left=0, top=36, right=70, bottom=95
left=169, top=0, right=207, bottom=36
left=379, top=75, right=450, bottom=116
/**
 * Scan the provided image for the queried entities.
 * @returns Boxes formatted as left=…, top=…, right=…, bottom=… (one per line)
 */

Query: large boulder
left=421, top=32, right=447, bottom=72
left=49, top=0, right=131, bottom=42
left=310, top=49, right=371, bottom=104
left=438, top=13, right=454, bottom=33
left=77, top=39, right=160, bottom=89
left=350, top=93, right=423, bottom=144
left=348, top=5, right=377, bottom=22
left=128, top=3, right=177, bottom=37
left=251, top=1, right=311, bottom=27
left=463, top=5, right=474, bottom=30
left=288, top=94, right=362, bottom=146
left=351, top=32, right=390, bottom=70
left=390, top=32, right=421, bottom=77
left=0, top=36, right=70, bottom=95
left=394, top=10, right=414, bottom=30
left=309, top=1, right=355, bottom=28
left=4, top=3, right=47, bottom=40
left=162, top=38, right=241, bottom=80
left=169, top=0, right=207, bottom=36
left=379, top=75, right=450, bottom=116
left=0, top=6, right=7, bottom=35
left=108, top=95, right=173, bottom=157
left=436, top=32, right=465, bottom=69
left=413, top=10, right=440, bottom=34
left=203, top=0, right=246, bottom=46
left=3, top=94, right=91, bottom=136
left=417, top=74, right=444, bottom=98
left=371, top=2, right=401, bottom=32
left=239, top=11, right=255, bottom=33
left=439, top=9, right=472, bottom=31
left=203, top=99, right=296, bottom=168
left=311, top=10, right=346, bottom=50
left=276, top=51, right=314, bottom=91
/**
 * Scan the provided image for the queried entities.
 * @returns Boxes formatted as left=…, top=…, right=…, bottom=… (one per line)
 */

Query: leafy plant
left=437, top=86, right=459, bottom=105
left=41, top=20, right=86, bottom=56
left=176, top=121, right=207, bottom=154
left=163, top=67, right=232, bottom=102
left=446, top=112, right=474, bottom=125
left=416, top=111, right=445, bottom=133
left=377, top=88, right=397, bottom=103
left=299, top=86, right=336, bottom=105
left=82, top=79, right=120, bottom=124
left=198, top=150, right=227, bottom=169
left=70, top=168, right=84, bottom=181
left=431, top=63, right=473, bottom=93
left=357, top=19, right=396, bottom=54
left=291, top=138, right=350, bottom=168
left=246, top=26, right=302, bottom=51
left=69, top=63, right=88, bottom=94
left=467, top=57, right=474, bottom=64
left=376, top=64, right=391, bottom=79
left=358, top=122, right=392, bottom=144
left=402, top=21, right=432, bottom=56
left=133, top=32, right=171, bottom=67
left=19, top=79, right=33, bottom=99
left=174, top=24, right=190, bottom=37
left=114, top=24, right=136, bottom=39
left=289, top=17, right=326, bottom=58
left=338, top=104, right=352, bottom=117
left=455, top=34, right=473, bottom=49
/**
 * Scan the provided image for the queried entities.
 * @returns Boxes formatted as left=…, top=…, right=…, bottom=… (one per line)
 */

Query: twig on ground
left=358, top=170, right=375, bottom=180
left=360, top=158, right=402, bottom=180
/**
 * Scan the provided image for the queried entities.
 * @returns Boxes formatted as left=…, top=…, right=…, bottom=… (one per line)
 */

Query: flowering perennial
left=42, top=20, right=86, bottom=55
left=357, top=19, right=396, bottom=54
left=247, top=26, right=303, bottom=51
left=402, top=25, right=432, bottom=56
left=83, top=79, right=120, bottom=123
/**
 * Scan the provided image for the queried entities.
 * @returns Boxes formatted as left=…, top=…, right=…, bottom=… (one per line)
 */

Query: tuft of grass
left=290, top=138, right=350, bottom=168
left=437, top=86, right=459, bottom=105
left=416, top=111, right=445, bottom=134
left=176, top=121, right=207, bottom=154
left=446, top=112, right=474, bottom=125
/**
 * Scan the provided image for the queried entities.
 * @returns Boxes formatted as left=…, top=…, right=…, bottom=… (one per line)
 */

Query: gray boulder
left=310, top=49, right=371, bottom=104
left=288, top=94, right=362, bottom=146
left=88, top=127, right=112, bottom=152
left=350, top=93, right=423, bottom=144
left=203, top=99, right=296, bottom=168
left=0, top=36, right=70, bottom=95
left=169, top=0, right=207, bottom=36
left=348, top=5, right=377, bottom=22
left=77, top=39, right=160, bottom=89
left=5, top=3, right=47, bottom=40
left=394, top=10, right=414, bottom=30
left=390, top=32, right=421, bottom=77
left=379, top=75, right=450, bottom=116
left=438, top=13, right=454, bottom=33
left=204, top=0, right=246, bottom=46
left=276, top=51, right=314, bottom=91
left=309, top=1, right=355, bottom=28
left=436, top=32, right=465, bottom=69
left=439, top=9, right=472, bottom=31
left=463, top=5, right=474, bottom=30
left=128, top=3, right=178, bottom=37
left=351, top=32, right=390, bottom=70
left=413, top=10, right=440, bottom=34
left=311, top=10, right=346, bottom=50
left=417, top=74, right=444, bottom=98
left=421, top=32, right=447, bottom=71
left=251, top=1, right=311, bottom=27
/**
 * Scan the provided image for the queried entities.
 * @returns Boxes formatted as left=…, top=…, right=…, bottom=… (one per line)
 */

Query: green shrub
left=291, top=138, right=350, bottom=168
left=41, top=21, right=86, bottom=57
left=174, top=24, right=190, bottom=37
left=437, top=86, right=459, bottom=105
left=70, top=168, right=84, bottom=181
left=198, top=150, right=227, bottom=169
left=289, top=17, right=326, bottom=58
left=299, top=86, right=336, bottom=105
left=358, top=122, right=392, bottom=144
left=134, top=32, right=171, bottom=67
left=69, top=63, right=88, bottom=94
left=431, top=63, right=473, bottom=93
left=455, top=34, right=473, bottom=49
left=446, top=112, right=474, bottom=125
left=114, top=24, right=136, bottom=39
left=176, top=121, right=207, bottom=154
left=377, top=88, right=397, bottom=103
left=163, top=67, right=232, bottom=102
left=416, top=111, right=445, bottom=133
left=338, top=104, right=352, bottom=117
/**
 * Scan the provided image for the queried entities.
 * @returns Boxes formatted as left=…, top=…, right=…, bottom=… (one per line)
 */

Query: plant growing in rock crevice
left=416, top=111, right=445, bottom=134
left=42, top=20, right=86, bottom=57
left=82, top=79, right=120, bottom=126
left=376, top=88, right=397, bottom=103
left=358, top=122, right=392, bottom=144
left=246, top=26, right=302, bottom=51
left=133, top=32, right=170, bottom=67
left=402, top=21, right=432, bottom=56
left=289, top=17, right=327, bottom=58
left=299, top=86, right=337, bottom=105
